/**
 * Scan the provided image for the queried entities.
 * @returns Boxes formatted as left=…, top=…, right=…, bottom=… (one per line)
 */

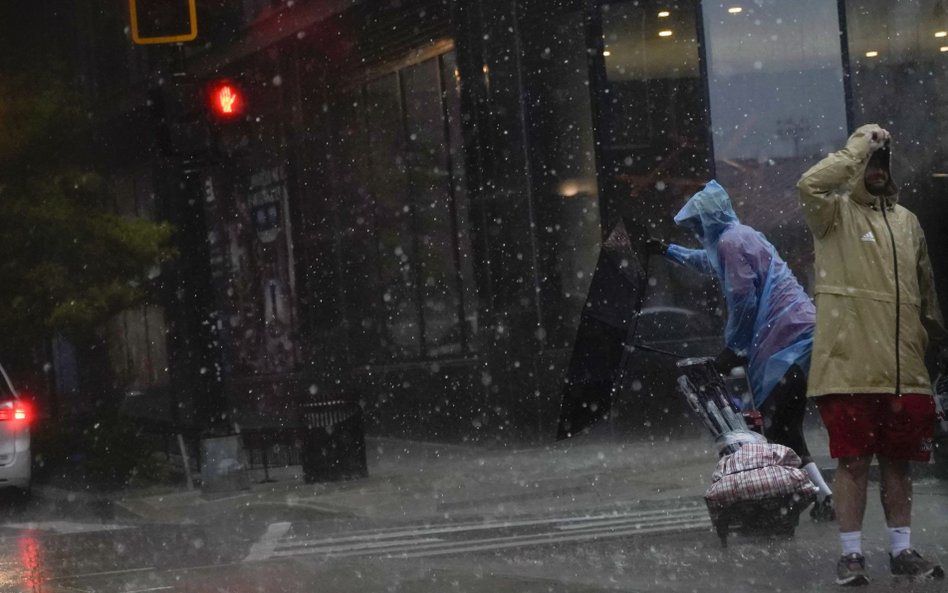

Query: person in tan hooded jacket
left=798, top=123, right=947, bottom=585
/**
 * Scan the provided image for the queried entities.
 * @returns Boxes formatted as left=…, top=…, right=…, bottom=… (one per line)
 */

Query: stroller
left=676, top=357, right=818, bottom=547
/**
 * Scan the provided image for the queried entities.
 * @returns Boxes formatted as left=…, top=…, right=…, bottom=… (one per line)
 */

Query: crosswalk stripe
left=280, top=506, right=707, bottom=548
left=271, top=514, right=710, bottom=560
left=274, top=536, right=444, bottom=556
left=393, top=521, right=711, bottom=559
left=556, top=510, right=707, bottom=531
left=244, top=522, right=291, bottom=562
left=2, top=521, right=131, bottom=534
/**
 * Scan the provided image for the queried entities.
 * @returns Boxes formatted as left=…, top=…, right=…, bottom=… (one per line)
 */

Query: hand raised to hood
left=868, top=127, right=890, bottom=152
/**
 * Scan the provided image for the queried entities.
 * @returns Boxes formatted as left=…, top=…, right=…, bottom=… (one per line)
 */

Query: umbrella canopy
left=556, top=218, right=649, bottom=440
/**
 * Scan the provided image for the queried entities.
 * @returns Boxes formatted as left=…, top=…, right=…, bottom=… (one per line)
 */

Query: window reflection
left=519, top=0, right=601, bottom=348
left=365, top=73, right=421, bottom=357
left=604, top=6, right=700, bottom=85
left=329, top=90, right=382, bottom=360
left=596, top=0, right=712, bottom=309
left=108, top=306, right=170, bottom=391
left=18, top=533, right=44, bottom=592
left=846, top=0, right=948, bottom=302
left=326, top=51, right=475, bottom=361
left=703, top=0, right=849, bottom=284
left=403, top=59, right=464, bottom=356
left=601, top=2, right=704, bottom=153
left=440, top=52, right=479, bottom=350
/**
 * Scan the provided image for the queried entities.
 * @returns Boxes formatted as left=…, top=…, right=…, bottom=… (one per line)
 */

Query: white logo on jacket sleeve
left=860, top=231, right=876, bottom=242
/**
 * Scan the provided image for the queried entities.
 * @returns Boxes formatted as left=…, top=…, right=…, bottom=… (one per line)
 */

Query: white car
left=0, top=363, right=31, bottom=491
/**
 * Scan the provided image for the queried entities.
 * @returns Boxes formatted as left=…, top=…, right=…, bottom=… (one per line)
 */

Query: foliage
left=0, top=57, right=174, bottom=349
left=32, top=412, right=173, bottom=490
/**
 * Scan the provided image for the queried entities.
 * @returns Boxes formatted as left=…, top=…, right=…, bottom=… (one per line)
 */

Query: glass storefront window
left=703, top=0, right=849, bottom=283
left=402, top=58, right=464, bottom=356
left=596, top=0, right=713, bottom=309
left=108, top=306, right=170, bottom=390
left=845, top=0, right=948, bottom=299
left=329, top=90, right=384, bottom=360
left=326, top=50, right=476, bottom=362
left=440, top=52, right=480, bottom=349
left=602, top=1, right=701, bottom=144
left=518, top=0, right=602, bottom=349
left=365, top=73, right=422, bottom=357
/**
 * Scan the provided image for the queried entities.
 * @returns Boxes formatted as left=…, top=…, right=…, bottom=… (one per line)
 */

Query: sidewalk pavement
left=91, top=424, right=845, bottom=526
left=35, top=420, right=944, bottom=526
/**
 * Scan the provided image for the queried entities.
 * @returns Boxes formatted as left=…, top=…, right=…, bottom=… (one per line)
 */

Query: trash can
left=200, top=434, right=250, bottom=494
left=299, top=400, right=368, bottom=483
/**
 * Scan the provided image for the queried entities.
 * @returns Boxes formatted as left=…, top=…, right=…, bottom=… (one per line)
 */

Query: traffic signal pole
left=150, top=49, right=229, bottom=435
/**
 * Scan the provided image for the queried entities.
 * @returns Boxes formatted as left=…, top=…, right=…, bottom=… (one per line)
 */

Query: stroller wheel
left=809, top=495, right=836, bottom=522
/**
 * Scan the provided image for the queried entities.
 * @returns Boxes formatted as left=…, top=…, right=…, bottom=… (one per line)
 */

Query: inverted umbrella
left=556, top=218, right=649, bottom=440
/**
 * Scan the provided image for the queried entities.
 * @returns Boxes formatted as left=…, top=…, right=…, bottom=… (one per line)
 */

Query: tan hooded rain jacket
left=797, top=124, right=946, bottom=397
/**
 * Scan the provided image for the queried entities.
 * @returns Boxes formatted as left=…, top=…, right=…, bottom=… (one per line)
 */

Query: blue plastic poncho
left=665, top=180, right=815, bottom=408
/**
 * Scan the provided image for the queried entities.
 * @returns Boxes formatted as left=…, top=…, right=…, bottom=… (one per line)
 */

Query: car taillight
left=0, top=400, right=28, bottom=422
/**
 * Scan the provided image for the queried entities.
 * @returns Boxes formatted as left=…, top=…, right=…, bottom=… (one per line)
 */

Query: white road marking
left=2, top=521, right=131, bottom=534
left=244, top=521, right=292, bottom=562
left=262, top=506, right=710, bottom=561
left=46, top=567, right=157, bottom=581
left=556, top=510, right=706, bottom=530
left=274, top=537, right=444, bottom=557
left=281, top=506, right=706, bottom=547
left=394, top=520, right=712, bottom=559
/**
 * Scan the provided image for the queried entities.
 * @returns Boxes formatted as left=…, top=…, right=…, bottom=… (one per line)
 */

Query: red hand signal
left=208, top=80, right=244, bottom=119
left=218, top=86, right=236, bottom=114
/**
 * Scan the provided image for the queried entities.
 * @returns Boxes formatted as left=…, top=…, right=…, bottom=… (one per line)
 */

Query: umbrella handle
left=626, top=342, right=686, bottom=359
left=610, top=251, right=654, bottom=390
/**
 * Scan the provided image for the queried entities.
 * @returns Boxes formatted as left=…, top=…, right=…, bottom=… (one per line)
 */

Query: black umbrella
left=556, top=218, right=650, bottom=440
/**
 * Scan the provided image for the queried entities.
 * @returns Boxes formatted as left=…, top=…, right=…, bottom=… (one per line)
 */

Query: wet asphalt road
left=0, top=481, right=946, bottom=593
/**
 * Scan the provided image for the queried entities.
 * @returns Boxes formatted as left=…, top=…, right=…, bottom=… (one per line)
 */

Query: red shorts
left=816, top=394, right=935, bottom=461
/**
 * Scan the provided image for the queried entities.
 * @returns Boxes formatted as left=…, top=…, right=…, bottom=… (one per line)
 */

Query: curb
left=31, top=484, right=142, bottom=521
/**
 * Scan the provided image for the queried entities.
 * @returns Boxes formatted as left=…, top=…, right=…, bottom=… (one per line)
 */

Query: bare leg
left=878, top=456, right=912, bottom=528
left=834, top=455, right=872, bottom=533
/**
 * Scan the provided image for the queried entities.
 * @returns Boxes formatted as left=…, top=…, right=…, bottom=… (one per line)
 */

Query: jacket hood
left=848, top=124, right=899, bottom=207
left=673, top=180, right=738, bottom=274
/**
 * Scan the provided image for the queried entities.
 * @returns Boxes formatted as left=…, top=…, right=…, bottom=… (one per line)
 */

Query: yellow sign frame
left=129, top=0, right=198, bottom=45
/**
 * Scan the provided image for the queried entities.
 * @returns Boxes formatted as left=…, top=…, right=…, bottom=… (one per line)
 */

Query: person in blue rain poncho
left=647, top=180, right=835, bottom=521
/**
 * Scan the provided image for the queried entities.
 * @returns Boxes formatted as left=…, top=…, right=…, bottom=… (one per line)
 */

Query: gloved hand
left=713, top=348, right=746, bottom=375
left=868, top=127, right=890, bottom=152
left=645, top=237, right=668, bottom=257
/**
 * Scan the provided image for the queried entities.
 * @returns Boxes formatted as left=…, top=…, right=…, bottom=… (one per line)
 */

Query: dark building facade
left=75, top=0, right=948, bottom=444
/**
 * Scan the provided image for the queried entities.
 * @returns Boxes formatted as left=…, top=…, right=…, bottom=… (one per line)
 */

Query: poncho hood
left=673, top=180, right=739, bottom=274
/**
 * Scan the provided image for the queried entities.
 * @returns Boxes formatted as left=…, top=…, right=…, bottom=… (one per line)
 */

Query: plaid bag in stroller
left=706, top=443, right=817, bottom=506
left=676, top=357, right=818, bottom=546
left=705, top=443, right=818, bottom=545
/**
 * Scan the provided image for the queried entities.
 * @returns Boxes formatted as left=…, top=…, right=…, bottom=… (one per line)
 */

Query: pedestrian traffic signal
left=129, top=0, right=198, bottom=45
left=207, top=80, right=245, bottom=121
